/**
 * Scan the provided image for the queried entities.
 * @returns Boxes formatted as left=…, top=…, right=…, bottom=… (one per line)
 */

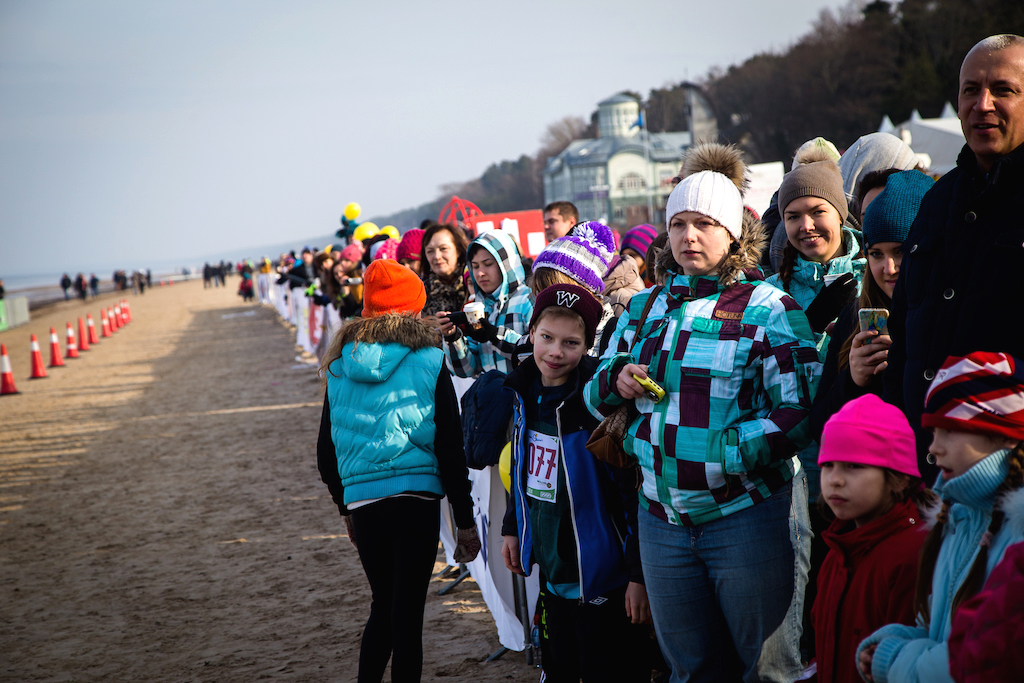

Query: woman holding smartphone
left=809, top=169, right=933, bottom=439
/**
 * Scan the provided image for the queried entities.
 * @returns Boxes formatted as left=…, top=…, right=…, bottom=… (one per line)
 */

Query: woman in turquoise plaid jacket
left=584, top=143, right=821, bottom=683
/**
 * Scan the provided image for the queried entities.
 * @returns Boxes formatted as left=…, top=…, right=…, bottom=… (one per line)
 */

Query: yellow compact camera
left=632, top=374, right=666, bottom=403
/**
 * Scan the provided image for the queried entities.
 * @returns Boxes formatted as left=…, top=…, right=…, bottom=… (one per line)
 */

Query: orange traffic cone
left=1, top=344, right=18, bottom=395
left=87, top=314, right=100, bottom=344
left=65, top=322, right=79, bottom=359
left=78, top=317, right=89, bottom=351
left=48, top=327, right=65, bottom=368
left=101, top=309, right=112, bottom=337
left=122, top=300, right=132, bottom=323
left=29, top=334, right=48, bottom=379
left=115, top=304, right=124, bottom=327
left=111, top=306, right=121, bottom=330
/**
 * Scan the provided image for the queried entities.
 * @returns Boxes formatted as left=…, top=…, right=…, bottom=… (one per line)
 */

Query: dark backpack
left=460, top=369, right=514, bottom=469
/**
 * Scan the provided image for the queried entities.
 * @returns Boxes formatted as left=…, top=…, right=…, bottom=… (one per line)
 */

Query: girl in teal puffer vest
left=316, top=259, right=480, bottom=683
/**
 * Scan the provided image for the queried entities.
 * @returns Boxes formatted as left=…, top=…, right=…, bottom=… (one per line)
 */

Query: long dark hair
left=836, top=264, right=891, bottom=372
left=914, top=443, right=1024, bottom=626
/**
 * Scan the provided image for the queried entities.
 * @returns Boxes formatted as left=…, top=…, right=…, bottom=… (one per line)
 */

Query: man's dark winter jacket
left=883, top=142, right=1024, bottom=474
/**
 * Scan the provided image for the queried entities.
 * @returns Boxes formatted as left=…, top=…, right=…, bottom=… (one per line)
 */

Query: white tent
left=879, top=103, right=965, bottom=176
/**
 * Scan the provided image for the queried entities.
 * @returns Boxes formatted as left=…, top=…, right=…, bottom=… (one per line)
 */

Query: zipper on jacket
left=555, top=399, right=588, bottom=604
left=514, top=397, right=530, bottom=561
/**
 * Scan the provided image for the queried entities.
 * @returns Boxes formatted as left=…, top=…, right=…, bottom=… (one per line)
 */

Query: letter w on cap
left=556, top=290, right=580, bottom=307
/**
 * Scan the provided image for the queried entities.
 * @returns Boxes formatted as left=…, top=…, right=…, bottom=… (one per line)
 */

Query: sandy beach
left=0, top=279, right=538, bottom=682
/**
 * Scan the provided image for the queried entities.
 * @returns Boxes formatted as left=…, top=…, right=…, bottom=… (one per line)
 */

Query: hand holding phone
left=858, top=308, right=890, bottom=340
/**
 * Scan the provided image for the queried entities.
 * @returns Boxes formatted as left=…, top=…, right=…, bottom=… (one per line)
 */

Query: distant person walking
left=74, top=273, right=87, bottom=301
left=60, top=273, right=72, bottom=300
left=89, top=273, right=99, bottom=298
left=0, top=279, right=5, bottom=300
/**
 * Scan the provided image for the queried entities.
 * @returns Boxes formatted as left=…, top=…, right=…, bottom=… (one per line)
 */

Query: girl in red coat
left=812, top=395, right=937, bottom=683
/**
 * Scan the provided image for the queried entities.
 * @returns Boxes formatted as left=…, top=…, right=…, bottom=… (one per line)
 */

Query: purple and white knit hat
left=532, top=221, right=615, bottom=294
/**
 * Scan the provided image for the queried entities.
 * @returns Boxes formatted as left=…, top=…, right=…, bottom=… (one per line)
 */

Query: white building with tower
left=542, top=89, right=717, bottom=227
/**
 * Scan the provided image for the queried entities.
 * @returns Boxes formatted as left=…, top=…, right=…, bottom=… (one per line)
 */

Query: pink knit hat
left=337, top=244, right=361, bottom=263
left=819, top=394, right=920, bottom=477
left=395, top=228, right=425, bottom=263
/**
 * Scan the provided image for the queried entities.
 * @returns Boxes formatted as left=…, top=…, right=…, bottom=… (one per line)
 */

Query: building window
left=618, top=172, right=646, bottom=192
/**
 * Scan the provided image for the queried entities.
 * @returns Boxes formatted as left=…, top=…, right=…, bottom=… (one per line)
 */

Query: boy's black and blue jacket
left=500, top=354, right=643, bottom=602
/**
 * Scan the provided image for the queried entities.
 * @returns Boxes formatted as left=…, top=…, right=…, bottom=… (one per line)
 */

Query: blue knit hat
left=861, top=169, right=934, bottom=246
left=620, top=224, right=659, bottom=259
left=532, top=221, right=615, bottom=294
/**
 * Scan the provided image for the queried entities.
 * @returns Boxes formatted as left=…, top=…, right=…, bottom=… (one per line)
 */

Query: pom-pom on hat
left=529, top=283, right=603, bottom=348
left=395, top=228, right=425, bottom=263
left=861, top=169, right=934, bottom=247
left=621, top=224, right=658, bottom=258
left=361, top=259, right=426, bottom=318
left=819, top=394, right=920, bottom=477
left=922, top=352, right=1024, bottom=441
left=792, top=137, right=841, bottom=171
left=665, top=142, right=749, bottom=239
left=532, top=221, right=615, bottom=294
left=778, top=149, right=849, bottom=224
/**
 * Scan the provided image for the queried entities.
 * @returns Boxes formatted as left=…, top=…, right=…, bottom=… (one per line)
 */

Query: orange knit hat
left=361, top=260, right=426, bottom=318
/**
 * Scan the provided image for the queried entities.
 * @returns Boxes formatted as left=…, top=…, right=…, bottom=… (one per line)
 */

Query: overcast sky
left=0, top=0, right=852, bottom=278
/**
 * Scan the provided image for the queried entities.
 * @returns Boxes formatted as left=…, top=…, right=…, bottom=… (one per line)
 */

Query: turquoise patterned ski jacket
left=583, top=268, right=822, bottom=527
left=445, top=231, right=534, bottom=377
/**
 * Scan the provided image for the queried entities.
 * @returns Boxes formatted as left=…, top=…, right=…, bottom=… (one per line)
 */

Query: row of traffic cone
left=1, top=299, right=134, bottom=395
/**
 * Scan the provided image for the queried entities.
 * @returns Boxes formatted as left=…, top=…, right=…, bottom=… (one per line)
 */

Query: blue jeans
left=639, top=483, right=804, bottom=683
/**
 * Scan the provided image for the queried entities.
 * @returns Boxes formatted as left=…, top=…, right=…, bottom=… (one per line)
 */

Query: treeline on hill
left=370, top=0, right=1024, bottom=228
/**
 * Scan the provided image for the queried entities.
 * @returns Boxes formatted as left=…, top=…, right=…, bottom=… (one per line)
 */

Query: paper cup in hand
left=463, top=302, right=485, bottom=329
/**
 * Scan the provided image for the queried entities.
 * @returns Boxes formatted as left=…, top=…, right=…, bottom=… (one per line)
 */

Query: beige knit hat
left=778, top=149, right=849, bottom=224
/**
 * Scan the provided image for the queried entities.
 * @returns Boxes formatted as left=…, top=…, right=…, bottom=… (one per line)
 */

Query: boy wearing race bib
left=500, top=283, right=648, bottom=683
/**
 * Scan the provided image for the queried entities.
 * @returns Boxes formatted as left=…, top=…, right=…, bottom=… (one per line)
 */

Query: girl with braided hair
left=856, top=351, right=1024, bottom=683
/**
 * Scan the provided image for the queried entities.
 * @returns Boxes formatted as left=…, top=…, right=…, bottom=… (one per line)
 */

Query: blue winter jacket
left=501, top=354, right=642, bottom=602
left=326, top=337, right=446, bottom=506
left=856, top=449, right=1024, bottom=683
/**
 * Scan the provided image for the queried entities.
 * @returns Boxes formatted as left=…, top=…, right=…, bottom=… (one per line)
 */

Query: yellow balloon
left=499, top=441, right=512, bottom=493
left=344, top=202, right=361, bottom=221
left=380, top=225, right=400, bottom=240
left=352, top=222, right=378, bottom=242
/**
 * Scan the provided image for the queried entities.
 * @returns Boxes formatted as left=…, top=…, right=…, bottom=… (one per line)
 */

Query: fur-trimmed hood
left=655, top=210, right=768, bottom=288
left=1000, top=485, right=1024, bottom=539
left=321, top=314, right=439, bottom=385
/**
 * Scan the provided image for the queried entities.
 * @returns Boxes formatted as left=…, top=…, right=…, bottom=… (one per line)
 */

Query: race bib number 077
left=525, top=430, right=559, bottom=502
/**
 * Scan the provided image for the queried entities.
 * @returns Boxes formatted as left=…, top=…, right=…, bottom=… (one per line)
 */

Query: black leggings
left=350, top=496, right=441, bottom=683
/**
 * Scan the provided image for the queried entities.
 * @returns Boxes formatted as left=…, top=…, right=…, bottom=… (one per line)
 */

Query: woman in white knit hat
left=584, top=142, right=820, bottom=682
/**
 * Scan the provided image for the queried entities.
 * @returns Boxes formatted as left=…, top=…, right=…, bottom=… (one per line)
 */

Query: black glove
left=803, top=272, right=857, bottom=333
left=462, top=318, right=500, bottom=344
left=453, top=527, right=481, bottom=563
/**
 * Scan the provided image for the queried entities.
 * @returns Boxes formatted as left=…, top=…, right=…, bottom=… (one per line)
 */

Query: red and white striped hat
left=922, top=351, right=1024, bottom=440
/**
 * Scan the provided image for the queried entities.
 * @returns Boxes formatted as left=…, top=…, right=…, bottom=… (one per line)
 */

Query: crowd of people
left=270, top=34, right=1024, bottom=683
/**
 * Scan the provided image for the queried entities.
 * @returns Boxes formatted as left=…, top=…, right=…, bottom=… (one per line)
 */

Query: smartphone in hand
left=858, top=308, right=889, bottom=341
